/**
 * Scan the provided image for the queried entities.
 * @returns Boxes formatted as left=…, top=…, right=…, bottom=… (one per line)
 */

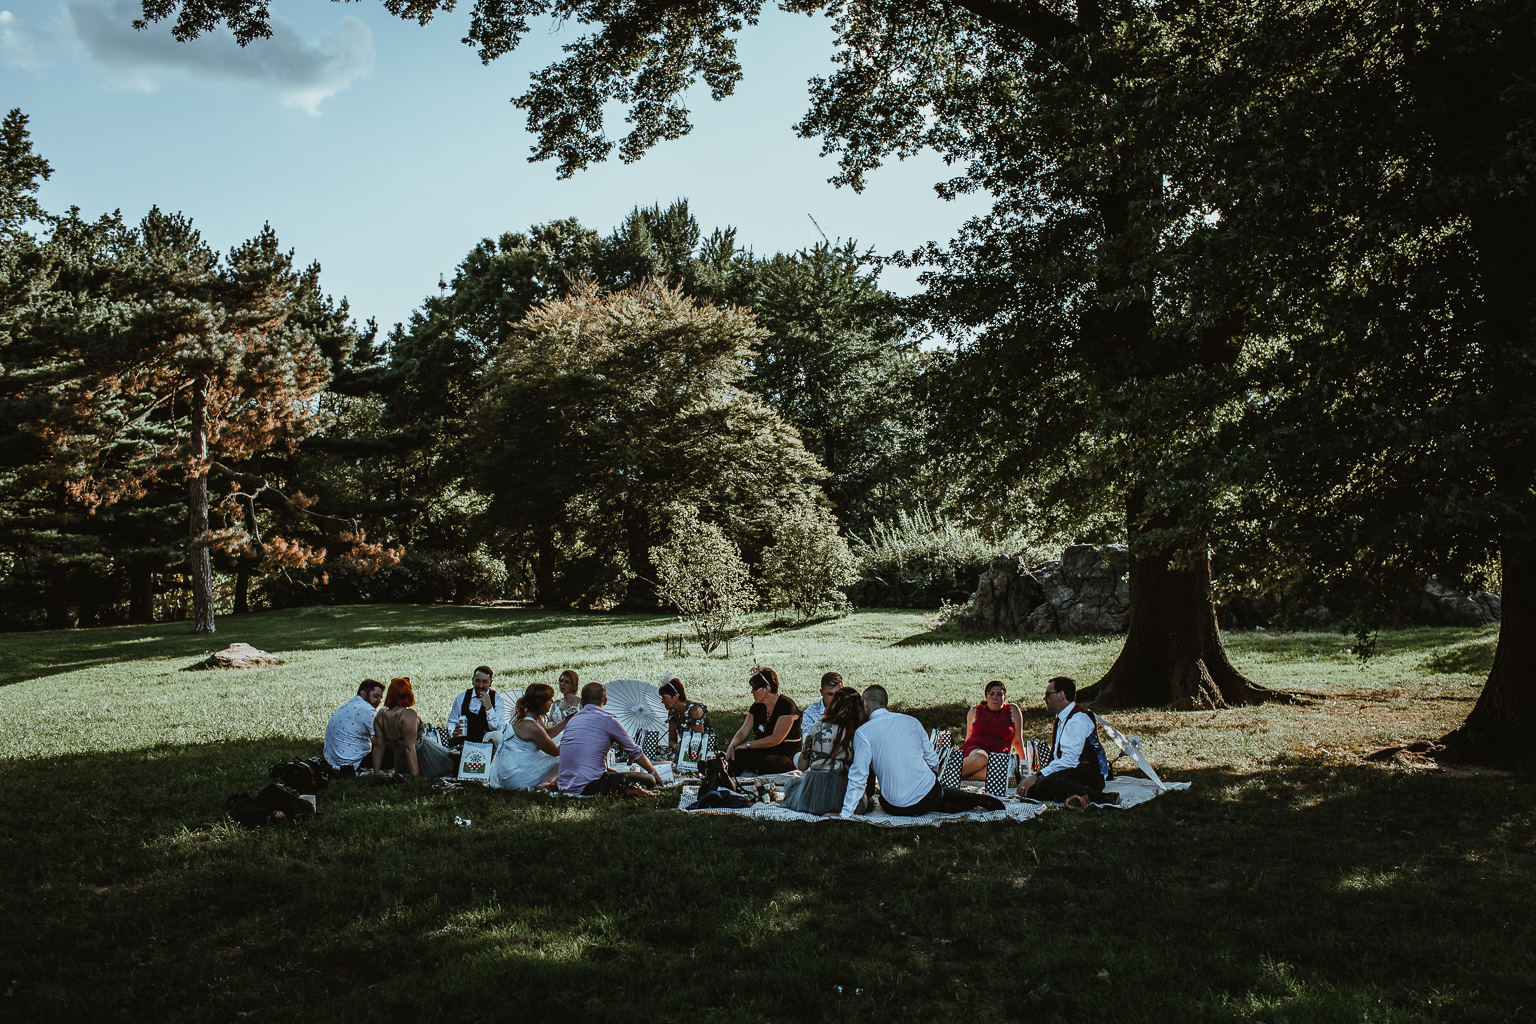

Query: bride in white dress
left=487, top=683, right=566, bottom=791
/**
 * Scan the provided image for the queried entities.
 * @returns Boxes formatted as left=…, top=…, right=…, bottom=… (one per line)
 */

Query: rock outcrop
left=946, top=548, right=1500, bottom=636
left=1417, top=578, right=1502, bottom=626
left=948, top=544, right=1130, bottom=635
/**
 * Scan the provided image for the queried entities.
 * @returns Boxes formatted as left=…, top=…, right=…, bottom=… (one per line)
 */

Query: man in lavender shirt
left=558, top=681, right=666, bottom=796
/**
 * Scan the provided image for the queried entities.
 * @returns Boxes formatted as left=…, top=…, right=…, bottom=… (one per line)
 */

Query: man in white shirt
left=800, top=672, right=842, bottom=735
left=839, top=686, right=1005, bottom=818
left=1017, top=676, right=1118, bottom=806
left=323, top=679, right=385, bottom=775
left=447, top=666, right=507, bottom=750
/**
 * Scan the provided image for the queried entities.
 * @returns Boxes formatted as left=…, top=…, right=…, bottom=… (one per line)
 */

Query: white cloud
left=1, top=9, right=51, bottom=71
left=64, top=0, right=375, bottom=114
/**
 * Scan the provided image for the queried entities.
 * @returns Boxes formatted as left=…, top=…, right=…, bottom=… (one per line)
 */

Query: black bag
left=225, top=793, right=287, bottom=828
left=256, top=782, right=315, bottom=820
left=268, top=756, right=330, bottom=794
left=690, top=789, right=753, bottom=810
left=696, top=752, right=744, bottom=800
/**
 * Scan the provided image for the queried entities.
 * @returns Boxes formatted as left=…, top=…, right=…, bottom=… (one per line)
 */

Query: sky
left=1, top=0, right=992, bottom=334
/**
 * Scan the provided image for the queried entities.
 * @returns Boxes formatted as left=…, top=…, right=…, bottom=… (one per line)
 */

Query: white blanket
left=679, top=774, right=1189, bottom=827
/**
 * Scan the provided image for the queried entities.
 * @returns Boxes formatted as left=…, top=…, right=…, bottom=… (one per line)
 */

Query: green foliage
left=849, top=507, right=1042, bottom=610
left=0, top=108, right=51, bottom=237
left=473, top=280, right=826, bottom=609
left=258, top=546, right=508, bottom=608
left=649, top=505, right=757, bottom=654
left=759, top=503, right=858, bottom=618
left=743, top=241, right=924, bottom=534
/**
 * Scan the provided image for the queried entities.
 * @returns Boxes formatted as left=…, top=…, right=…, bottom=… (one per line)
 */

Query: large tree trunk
left=233, top=567, right=251, bottom=614
left=46, top=563, right=69, bottom=630
left=188, top=376, right=216, bottom=634
left=1080, top=488, right=1268, bottom=710
left=621, top=498, right=659, bottom=611
left=534, top=534, right=558, bottom=607
left=128, top=567, right=154, bottom=625
left=1441, top=540, right=1534, bottom=770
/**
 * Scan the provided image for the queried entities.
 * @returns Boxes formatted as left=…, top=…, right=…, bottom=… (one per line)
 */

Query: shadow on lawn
left=888, top=629, right=1121, bottom=649
left=5, top=739, right=1533, bottom=1023
left=0, top=606, right=677, bottom=688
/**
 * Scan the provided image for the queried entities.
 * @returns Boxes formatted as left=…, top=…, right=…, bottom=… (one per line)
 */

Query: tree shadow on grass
left=1418, top=640, right=1497, bottom=676
left=2, top=740, right=1534, bottom=1022
left=888, top=629, right=1123, bottom=649
left=0, top=606, right=678, bottom=688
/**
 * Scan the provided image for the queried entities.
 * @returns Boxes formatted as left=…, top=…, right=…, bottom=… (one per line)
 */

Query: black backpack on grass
left=224, top=782, right=315, bottom=828
left=268, top=756, right=330, bottom=794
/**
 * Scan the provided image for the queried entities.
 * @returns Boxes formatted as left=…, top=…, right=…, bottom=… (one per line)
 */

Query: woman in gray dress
left=783, top=686, right=870, bottom=815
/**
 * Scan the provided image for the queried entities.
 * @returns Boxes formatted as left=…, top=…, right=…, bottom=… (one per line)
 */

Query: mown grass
left=0, top=607, right=1530, bottom=1023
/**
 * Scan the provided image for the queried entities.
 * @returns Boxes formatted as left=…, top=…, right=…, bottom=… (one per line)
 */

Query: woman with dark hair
left=373, top=677, right=456, bottom=777
left=783, top=686, right=871, bottom=815
left=725, top=667, right=801, bottom=774
left=960, top=680, right=1027, bottom=780
left=550, top=669, right=581, bottom=724
left=659, top=678, right=714, bottom=756
left=488, top=683, right=562, bottom=790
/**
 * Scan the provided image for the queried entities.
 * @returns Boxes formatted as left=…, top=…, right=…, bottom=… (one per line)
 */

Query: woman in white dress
left=487, top=683, right=565, bottom=791
left=549, top=669, right=581, bottom=724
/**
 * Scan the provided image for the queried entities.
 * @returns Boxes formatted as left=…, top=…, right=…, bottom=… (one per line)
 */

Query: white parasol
left=605, top=678, right=667, bottom=742
left=1098, top=719, right=1166, bottom=792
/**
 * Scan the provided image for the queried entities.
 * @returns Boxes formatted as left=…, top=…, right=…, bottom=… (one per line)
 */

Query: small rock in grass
left=186, top=643, right=284, bottom=670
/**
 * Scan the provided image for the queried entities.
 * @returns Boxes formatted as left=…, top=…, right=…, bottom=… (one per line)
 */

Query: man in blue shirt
left=799, top=671, right=842, bottom=734
left=323, top=679, right=384, bottom=775
left=839, top=686, right=1004, bottom=818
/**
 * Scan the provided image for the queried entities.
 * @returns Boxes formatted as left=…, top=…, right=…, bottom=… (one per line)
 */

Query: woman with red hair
left=373, top=677, right=455, bottom=776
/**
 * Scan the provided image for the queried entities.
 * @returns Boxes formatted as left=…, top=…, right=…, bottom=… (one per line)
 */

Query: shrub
left=849, top=508, right=1042, bottom=609
left=258, top=548, right=506, bottom=608
left=760, top=505, right=859, bottom=618
left=649, top=506, right=757, bottom=654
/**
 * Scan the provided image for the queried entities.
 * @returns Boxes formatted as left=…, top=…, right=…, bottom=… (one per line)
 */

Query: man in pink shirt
left=557, top=682, right=666, bottom=796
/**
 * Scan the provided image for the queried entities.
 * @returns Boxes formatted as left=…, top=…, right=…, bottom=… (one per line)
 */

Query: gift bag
left=1032, top=739, right=1053, bottom=772
left=677, top=730, right=712, bottom=770
left=985, top=752, right=1012, bottom=798
left=457, top=741, right=494, bottom=781
left=937, top=748, right=964, bottom=788
left=641, top=729, right=661, bottom=761
left=931, top=728, right=953, bottom=752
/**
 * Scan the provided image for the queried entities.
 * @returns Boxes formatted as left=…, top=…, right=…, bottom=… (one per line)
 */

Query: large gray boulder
left=947, top=544, right=1129, bottom=635
left=1418, top=578, right=1502, bottom=626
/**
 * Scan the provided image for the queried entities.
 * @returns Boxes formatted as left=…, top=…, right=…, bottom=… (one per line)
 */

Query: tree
left=129, top=0, right=1373, bottom=711
left=1178, top=0, right=1536, bottom=764
left=744, top=241, right=924, bottom=534
left=650, top=504, right=758, bottom=653
left=471, top=280, right=828, bottom=608
left=759, top=503, right=859, bottom=617
left=7, top=207, right=359, bottom=632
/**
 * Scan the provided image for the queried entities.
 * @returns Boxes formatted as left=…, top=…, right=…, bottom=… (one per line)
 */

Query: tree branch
left=946, top=0, right=1081, bottom=47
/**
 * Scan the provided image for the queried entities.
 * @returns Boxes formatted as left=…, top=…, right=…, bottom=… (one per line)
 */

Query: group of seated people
left=321, top=662, right=1119, bottom=813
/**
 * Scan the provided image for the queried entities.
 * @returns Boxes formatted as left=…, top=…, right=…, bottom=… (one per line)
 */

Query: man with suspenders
left=447, top=665, right=507, bottom=751
left=1017, top=676, right=1119, bottom=807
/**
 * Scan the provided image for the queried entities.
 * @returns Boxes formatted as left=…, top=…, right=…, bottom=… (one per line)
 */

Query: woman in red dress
left=960, top=680, right=1027, bottom=780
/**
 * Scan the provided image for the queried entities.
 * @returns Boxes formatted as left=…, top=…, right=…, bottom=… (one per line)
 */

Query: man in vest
left=447, top=665, right=507, bottom=751
left=1017, top=676, right=1119, bottom=807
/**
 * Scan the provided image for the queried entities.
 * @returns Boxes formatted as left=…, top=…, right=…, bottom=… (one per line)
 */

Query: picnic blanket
left=678, top=773, right=1189, bottom=827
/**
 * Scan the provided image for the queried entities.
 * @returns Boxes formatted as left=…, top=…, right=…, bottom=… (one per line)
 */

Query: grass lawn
left=0, top=606, right=1530, bottom=1022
